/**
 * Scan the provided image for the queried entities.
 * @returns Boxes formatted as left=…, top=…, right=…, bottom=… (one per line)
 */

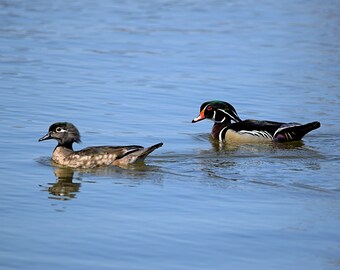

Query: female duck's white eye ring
left=56, top=127, right=65, bottom=133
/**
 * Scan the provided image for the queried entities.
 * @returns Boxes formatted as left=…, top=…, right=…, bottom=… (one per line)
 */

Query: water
left=1, top=0, right=340, bottom=269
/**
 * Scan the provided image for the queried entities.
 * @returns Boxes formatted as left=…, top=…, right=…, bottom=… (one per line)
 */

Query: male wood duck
left=192, top=100, right=320, bottom=143
left=39, top=122, right=163, bottom=169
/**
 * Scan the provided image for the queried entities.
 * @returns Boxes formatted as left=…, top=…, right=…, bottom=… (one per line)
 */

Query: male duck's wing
left=230, top=120, right=320, bottom=142
left=229, top=120, right=285, bottom=140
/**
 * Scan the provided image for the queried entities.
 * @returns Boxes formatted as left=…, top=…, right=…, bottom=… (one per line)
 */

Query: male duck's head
left=192, top=100, right=241, bottom=124
left=39, top=122, right=81, bottom=147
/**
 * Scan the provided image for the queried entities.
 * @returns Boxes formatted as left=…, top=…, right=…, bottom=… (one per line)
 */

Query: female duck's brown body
left=39, top=122, right=163, bottom=169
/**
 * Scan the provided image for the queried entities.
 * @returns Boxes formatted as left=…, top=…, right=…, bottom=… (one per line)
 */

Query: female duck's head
left=39, top=122, right=81, bottom=148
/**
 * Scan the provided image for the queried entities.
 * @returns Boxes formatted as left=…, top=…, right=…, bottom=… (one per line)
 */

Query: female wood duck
left=192, top=100, right=320, bottom=143
left=39, top=122, right=163, bottom=169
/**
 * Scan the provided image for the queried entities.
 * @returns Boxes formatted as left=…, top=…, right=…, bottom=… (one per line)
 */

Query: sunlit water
left=1, top=1, right=340, bottom=269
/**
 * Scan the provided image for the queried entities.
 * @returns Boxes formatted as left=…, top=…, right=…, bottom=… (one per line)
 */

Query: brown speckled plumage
left=39, top=122, right=163, bottom=169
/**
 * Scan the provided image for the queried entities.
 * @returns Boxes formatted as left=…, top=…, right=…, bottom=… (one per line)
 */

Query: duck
left=192, top=100, right=320, bottom=143
left=39, top=122, right=163, bottom=169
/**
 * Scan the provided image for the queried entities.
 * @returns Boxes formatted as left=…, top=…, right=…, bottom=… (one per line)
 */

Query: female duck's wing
left=77, top=145, right=143, bottom=156
left=74, top=143, right=163, bottom=167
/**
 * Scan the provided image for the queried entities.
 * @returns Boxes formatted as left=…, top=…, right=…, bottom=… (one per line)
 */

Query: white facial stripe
left=204, top=104, right=240, bottom=123
left=211, top=108, right=221, bottom=123
left=215, top=116, right=226, bottom=124
left=217, top=109, right=239, bottom=122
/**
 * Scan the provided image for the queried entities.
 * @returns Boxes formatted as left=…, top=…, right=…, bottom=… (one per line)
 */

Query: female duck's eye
left=56, top=127, right=62, bottom=132
left=207, top=105, right=213, bottom=111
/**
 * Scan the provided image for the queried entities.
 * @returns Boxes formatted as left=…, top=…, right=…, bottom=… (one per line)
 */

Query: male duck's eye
left=56, top=127, right=63, bottom=132
left=206, top=105, right=213, bottom=111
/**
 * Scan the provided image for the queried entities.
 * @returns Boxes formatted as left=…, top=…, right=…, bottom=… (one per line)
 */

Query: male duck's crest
left=192, top=100, right=320, bottom=143
left=39, top=122, right=163, bottom=169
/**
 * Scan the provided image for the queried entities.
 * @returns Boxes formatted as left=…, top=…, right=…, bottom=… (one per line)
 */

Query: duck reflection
left=208, top=136, right=305, bottom=153
left=44, top=160, right=163, bottom=200
left=47, top=166, right=80, bottom=200
left=196, top=135, right=311, bottom=185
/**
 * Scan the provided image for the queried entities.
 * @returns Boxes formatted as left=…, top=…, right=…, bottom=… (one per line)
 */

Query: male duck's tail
left=274, top=121, right=320, bottom=142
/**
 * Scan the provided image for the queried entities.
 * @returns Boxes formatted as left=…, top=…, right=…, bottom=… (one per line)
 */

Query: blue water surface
left=1, top=1, right=340, bottom=269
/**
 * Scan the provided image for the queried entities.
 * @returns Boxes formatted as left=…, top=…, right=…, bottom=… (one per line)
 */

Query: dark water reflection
left=47, top=167, right=80, bottom=200
left=39, top=158, right=165, bottom=200
left=193, top=135, right=335, bottom=194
